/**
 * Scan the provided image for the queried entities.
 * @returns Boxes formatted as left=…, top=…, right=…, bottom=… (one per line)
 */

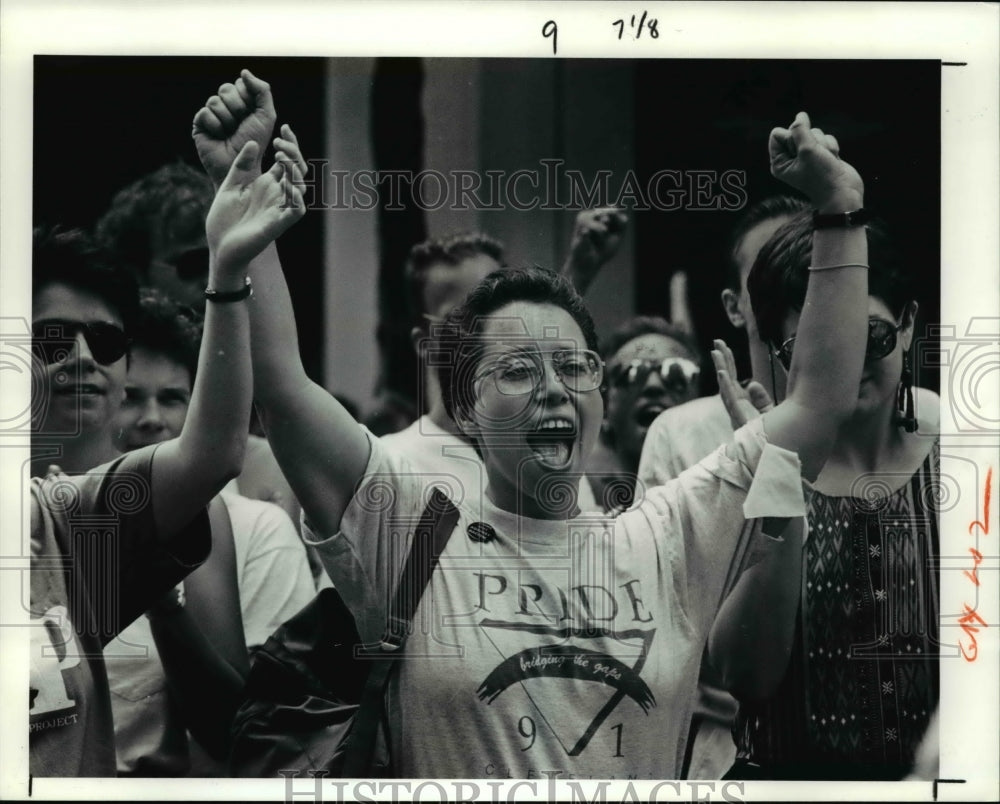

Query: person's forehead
left=735, top=215, right=794, bottom=283
left=424, top=254, right=501, bottom=318
left=476, top=300, right=585, bottom=345
left=782, top=294, right=895, bottom=338
left=32, top=281, right=123, bottom=326
left=611, top=333, right=691, bottom=366
left=867, top=296, right=895, bottom=319
left=127, top=346, right=193, bottom=390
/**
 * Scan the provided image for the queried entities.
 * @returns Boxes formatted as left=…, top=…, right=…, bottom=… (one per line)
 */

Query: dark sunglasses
left=31, top=320, right=130, bottom=366
left=172, top=247, right=211, bottom=281
left=776, top=318, right=903, bottom=371
left=607, top=357, right=701, bottom=390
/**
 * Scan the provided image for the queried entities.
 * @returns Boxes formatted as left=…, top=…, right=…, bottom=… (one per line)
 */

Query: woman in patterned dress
left=710, top=213, right=940, bottom=780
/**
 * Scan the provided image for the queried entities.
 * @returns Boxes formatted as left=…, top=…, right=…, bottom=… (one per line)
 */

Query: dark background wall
left=634, top=59, right=940, bottom=389
left=33, top=57, right=940, bottom=408
left=32, top=56, right=326, bottom=382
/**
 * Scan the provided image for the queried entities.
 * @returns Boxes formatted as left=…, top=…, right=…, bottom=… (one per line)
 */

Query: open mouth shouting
left=633, top=401, right=665, bottom=431
left=524, top=416, right=577, bottom=469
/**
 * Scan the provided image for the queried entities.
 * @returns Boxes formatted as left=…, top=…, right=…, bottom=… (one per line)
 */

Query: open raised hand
left=272, top=123, right=310, bottom=185
left=193, top=69, right=277, bottom=189
left=712, top=339, right=774, bottom=430
left=206, top=141, right=305, bottom=276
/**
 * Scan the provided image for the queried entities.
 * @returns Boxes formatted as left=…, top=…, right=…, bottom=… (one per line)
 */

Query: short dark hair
left=404, top=232, right=505, bottom=322
left=94, top=161, right=214, bottom=280
left=724, top=195, right=810, bottom=290
left=748, top=213, right=911, bottom=349
left=129, top=289, right=203, bottom=382
left=32, top=225, right=139, bottom=332
left=437, top=266, right=599, bottom=424
left=600, top=315, right=701, bottom=363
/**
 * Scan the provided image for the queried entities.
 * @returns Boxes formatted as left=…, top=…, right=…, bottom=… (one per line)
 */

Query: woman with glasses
left=709, top=214, right=940, bottom=780
left=587, top=316, right=703, bottom=512
left=197, top=70, right=870, bottom=778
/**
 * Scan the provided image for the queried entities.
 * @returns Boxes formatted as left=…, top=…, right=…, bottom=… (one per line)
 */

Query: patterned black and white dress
left=732, top=441, right=940, bottom=780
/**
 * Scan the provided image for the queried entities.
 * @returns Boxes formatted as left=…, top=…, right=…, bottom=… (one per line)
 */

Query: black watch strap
left=812, top=208, right=869, bottom=229
left=204, top=276, right=253, bottom=303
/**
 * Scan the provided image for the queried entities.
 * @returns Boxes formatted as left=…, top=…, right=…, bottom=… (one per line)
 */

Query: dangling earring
left=896, top=350, right=917, bottom=432
left=767, top=351, right=783, bottom=405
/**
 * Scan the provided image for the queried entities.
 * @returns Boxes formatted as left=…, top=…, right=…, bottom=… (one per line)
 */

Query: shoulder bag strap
left=340, top=486, right=459, bottom=775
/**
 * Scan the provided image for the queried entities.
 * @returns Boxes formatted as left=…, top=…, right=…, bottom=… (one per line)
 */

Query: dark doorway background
left=635, top=59, right=941, bottom=393
left=33, top=56, right=326, bottom=383
left=33, top=57, right=941, bottom=398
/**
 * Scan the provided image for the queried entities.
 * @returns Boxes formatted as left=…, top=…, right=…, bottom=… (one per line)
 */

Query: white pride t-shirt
left=305, top=418, right=804, bottom=779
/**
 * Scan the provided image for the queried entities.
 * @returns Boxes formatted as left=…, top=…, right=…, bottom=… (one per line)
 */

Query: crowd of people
left=28, top=68, right=940, bottom=782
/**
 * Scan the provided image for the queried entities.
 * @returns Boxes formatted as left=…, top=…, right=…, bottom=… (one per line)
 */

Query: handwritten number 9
left=518, top=715, right=536, bottom=750
left=542, top=20, right=557, bottom=55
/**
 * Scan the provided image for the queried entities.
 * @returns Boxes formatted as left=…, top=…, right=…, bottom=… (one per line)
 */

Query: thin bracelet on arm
left=808, top=262, right=870, bottom=272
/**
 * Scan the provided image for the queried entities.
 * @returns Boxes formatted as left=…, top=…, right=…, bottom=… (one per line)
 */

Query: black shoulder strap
left=381, top=487, right=459, bottom=650
left=341, top=486, right=459, bottom=775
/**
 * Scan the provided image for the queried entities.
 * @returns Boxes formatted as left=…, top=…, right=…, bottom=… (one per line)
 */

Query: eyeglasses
left=607, top=357, right=701, bottom=392
left=775, top=318, right=904, bottom=371
left=474, top=348, right=604, bottom=396
left=169, top=247, right=211, bottom=281
left=31, top=320, right=130, bottom=366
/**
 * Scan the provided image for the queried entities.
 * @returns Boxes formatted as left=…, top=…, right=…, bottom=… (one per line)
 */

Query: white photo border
left=2, top=1, right=997, bottom=801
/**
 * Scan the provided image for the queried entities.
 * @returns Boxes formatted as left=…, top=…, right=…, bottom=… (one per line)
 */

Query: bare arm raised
left=753, top=111, right=868, bottom=481
left=706, top=113, right=870, bottom=699
left=149, top=140, right=305, bottom=536
left=560, top=206, right=627, bottom=295
left=193, top=73, right=370, bottom=537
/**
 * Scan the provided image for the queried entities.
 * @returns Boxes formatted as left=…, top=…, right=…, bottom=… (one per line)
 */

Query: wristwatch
left=812, top=208, right=869, bottom=229
left=204, top=275, right=253, bottom=303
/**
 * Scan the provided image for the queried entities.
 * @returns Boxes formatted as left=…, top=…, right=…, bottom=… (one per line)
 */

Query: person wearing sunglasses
left=29, top=140, right=305, bottom=776
left=586, top=316, right=702, bottom=512
left=635, top=195, right=942, bottom=779
left=708, top=213, right=940, bottom=780
left=198, top=76, right=871, bottom=779
left=31, top=227, right=139, bottom=477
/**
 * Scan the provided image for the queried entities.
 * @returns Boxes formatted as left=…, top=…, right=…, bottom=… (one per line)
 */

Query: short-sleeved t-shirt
left=29, top=446, right=210, bottom=777
left=636, top=395, right=733, bottom=491
left=305, top=418, right=805, bottom=779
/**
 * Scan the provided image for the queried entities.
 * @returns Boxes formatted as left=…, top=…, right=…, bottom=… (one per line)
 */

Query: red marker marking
left=958, top=467, right=993, bottom=662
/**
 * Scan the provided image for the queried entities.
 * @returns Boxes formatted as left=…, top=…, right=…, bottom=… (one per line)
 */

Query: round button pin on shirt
left=467, top=522, right=497, bottom=543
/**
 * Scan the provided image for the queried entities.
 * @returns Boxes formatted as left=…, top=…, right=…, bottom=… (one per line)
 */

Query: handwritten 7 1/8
left=541, top=13, right=660, bottom=56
